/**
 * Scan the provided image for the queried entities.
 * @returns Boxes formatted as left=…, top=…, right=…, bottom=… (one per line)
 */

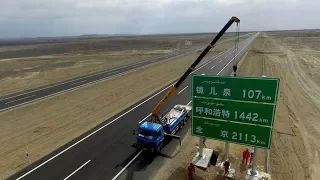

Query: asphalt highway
left=10, top=33, right=259, bottom=180
left=0, top=34, right=250, bottom=112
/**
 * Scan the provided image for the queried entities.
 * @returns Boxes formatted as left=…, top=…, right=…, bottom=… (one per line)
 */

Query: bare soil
left=0, top=33, right=248, bottom=96
left=153, top=30, right=320, bottom=180
left=0, top=39, right=238, bottom=179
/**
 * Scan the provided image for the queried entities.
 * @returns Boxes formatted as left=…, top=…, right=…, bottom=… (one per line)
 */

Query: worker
left=250, top=150, right=254, bottom=164
left=242, top=148, right=250, bottom=165
left=223, top=159, right=230, bottom=175
left=188, top=163, right=195, bottom=180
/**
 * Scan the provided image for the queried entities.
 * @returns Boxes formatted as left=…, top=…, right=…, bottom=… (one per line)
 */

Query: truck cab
left=136, top=122, right=165, bottom=152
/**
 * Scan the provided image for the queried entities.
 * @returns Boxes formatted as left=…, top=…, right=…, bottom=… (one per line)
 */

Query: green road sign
left=193, top=97, right=275, bottom=126
left=192, top=75, right=279, bottom=104
left=192, top=117, right=272, bottom=148
left=191, top=75, right=280, bottom=149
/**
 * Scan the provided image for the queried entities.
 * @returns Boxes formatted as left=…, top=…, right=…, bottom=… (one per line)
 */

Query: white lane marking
left=187, top=100, right=192, bottom=106
left=217, top=37, right=254, bottom=75
left=2, top=43, right=228, bottom=113
left=15, top=34, right=257, bottom=180
left=210, top=65, right=215, bottom=69
left=14, top=80, right=176, bottom=180
left=5, top=95, right=36, bottom=104
left=225, top=56, right=228, bottom=58
left=112, top=150, right=143, bottom=180
left=1, top=34, right=249, bottom=103
left=139, top=113, right=152, bottom=124
left=0, top=47, right=200, bottom=102
left=2, top=34, right=250, bottom=102
left=63, top=160, right=91, bottom=180
left=219, top=60, right=223, bottom=63
left=177, top=86, right=188, bottom=94
left=70, top=80, right=87, bottom=86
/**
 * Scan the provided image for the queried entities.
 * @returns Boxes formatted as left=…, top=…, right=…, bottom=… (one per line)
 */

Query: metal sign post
left=199, top=137, right=203, bottom=157
left=251, top=147, right=257, bottom=175
left=224, top=142, right=229, bottom=160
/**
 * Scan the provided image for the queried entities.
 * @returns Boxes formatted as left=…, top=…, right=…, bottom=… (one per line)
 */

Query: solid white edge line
left=217, top=37, right=254, bottom=75
left=177, top=86, right=188, bottom=94
left=2, top=33, right=250, bottom=102
left=63, top=160, right=91, bottom=180
left=15, top=34, right=256, bottom=180
left=5, top=95, right=36, bottom=104
left=15, top=80, right=175, bottom=180
left=111, top=150, right=143, bottom=180
left=1, top=44, right=206, bottom=102
left=138, top=113, right=152, bottom=124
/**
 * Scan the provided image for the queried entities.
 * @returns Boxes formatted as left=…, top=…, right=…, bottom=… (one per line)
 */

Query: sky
left=0, top=0, right=319, bottom=38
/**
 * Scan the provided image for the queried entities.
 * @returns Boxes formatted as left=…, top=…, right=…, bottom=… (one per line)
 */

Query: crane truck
left=134, top=16, right=240, bottom=153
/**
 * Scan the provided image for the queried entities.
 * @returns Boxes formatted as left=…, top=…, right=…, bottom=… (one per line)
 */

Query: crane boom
left=151, top=16, right=240, bottom=123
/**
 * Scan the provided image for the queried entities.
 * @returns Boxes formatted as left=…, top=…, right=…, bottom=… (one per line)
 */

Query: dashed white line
left=139, top=113, right=152, bottom=124
left=210, top=65, right=215, bottom=69
left=5, top=95, right=36, bottom=104
left=217, top=40, right=253, bottom=75
left=70, top=80, right=87, bottom=86
left=112, top=150, right=143, bottom=180
left=177, top=86, right=188, bottom=94
left=63, top=160, right=91, bottom=180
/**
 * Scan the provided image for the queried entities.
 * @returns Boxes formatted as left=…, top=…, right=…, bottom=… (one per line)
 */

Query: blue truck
left=136, top=105, right=191, bottom=152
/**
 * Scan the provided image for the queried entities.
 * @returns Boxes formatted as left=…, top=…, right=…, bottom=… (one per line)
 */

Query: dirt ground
left=0, top=33, right=248, bottom=96
left=0, top=38, right=240, bottom=179
left=153, top=30, right=320, bottom=180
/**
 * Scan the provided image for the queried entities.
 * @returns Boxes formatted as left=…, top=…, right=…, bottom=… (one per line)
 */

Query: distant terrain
left=0, top=32, right=247, bottom=96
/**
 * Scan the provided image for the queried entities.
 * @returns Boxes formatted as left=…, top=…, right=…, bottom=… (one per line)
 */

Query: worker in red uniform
left=242, top=148, right=250, bottom=165
left=188, top=163, right=195, bottom=180
left=223, top=159, right=230, bottom=175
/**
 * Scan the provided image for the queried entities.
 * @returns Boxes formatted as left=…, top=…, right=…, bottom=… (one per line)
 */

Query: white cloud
left=0, top=0, right=318, bottom=38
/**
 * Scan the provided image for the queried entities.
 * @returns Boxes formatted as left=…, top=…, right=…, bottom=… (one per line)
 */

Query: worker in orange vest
left=188, top=163, right=195, bottom=180
left=242, top=148, right=250, bottom=165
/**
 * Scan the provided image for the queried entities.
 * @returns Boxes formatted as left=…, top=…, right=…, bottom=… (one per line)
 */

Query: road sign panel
left=193, top=97, right=275, bottom=126
left=192, top=75, right=279, bottom=104
left=191, top=75, right=280, bottom=149
left=192, top=117, right=272, bottom=148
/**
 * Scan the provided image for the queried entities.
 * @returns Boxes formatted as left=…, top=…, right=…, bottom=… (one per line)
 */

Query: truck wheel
left=157, top=143, right=163, bottom=152
left=180, top=122, right=184, bottom=129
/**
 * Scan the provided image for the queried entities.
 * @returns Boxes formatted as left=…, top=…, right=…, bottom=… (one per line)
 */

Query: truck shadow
left=115, top=120, right=192, bottom=180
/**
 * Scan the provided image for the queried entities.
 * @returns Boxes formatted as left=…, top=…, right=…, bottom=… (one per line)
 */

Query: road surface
left=0, top=34, right=250, bottom=112
left=10, top=33, right=259, bottom=180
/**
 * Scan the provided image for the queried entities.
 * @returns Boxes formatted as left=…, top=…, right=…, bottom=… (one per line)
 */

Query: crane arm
left=151, top=16, right=240, bottom=123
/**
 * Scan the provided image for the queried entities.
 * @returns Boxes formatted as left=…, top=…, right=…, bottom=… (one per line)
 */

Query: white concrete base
left=247, top=169, right=260, bottom=177
left=192, top=148, right=213, bottom=168
left=245, top=169, right=271, bottom=180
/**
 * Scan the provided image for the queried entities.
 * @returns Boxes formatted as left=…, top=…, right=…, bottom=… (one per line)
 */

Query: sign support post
left=199, top=137, right=203, bottom=157
left=251, top=147, right=257, bottom=175
left=224, top=142, right=229, bottom=160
